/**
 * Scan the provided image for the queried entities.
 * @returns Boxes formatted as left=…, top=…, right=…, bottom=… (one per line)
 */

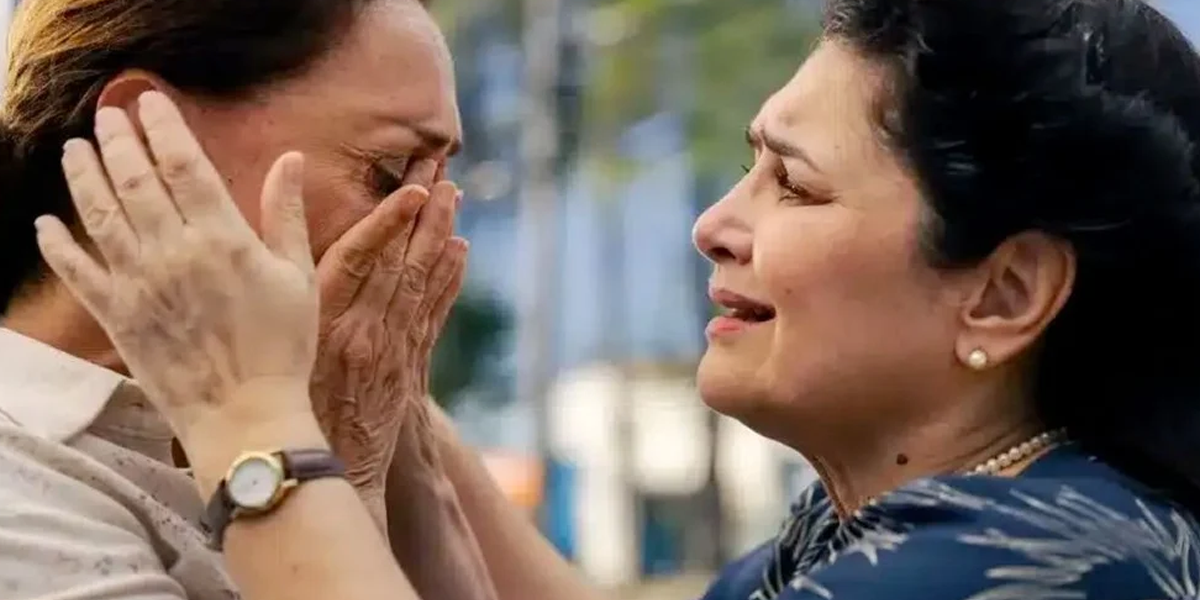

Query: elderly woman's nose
left=693, top=199, right=753, bottom=265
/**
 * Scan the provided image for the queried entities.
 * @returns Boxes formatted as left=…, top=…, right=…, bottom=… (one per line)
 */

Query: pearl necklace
left=965, top=428, right=1068, bottom=476
left=859, top=429, right=1068, bottom=512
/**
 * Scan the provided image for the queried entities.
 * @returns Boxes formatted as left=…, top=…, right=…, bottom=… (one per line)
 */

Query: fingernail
left=93, top=107, right=120, bottom=135
left=138, top=90, right=165, bottom=107
left=404, top=185, right=431, bottom=203
left=62, top=138, right=84, bottom=159
left=283, top=152, right=304, bottom=184
left=137, top=90, right=163, bottom=115
left=455, top=190, right=463, bottom=209
left=33, top=216, right=50, bottom=233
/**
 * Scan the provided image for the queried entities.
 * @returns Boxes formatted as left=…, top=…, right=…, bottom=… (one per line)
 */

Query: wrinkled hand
left=35, top=91, right=318, bottom=440
left=310, top=171, right=467, bottom=493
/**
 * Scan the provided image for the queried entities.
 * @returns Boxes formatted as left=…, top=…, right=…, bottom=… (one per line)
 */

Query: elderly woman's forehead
left=281, top=0, right=461, bottom=143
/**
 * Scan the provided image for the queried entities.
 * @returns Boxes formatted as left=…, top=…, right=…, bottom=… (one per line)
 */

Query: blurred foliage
left=583, top=0, right=822, bottom=179
left=430, top=291, right=512, bottom=408
left=422, top=0, right=820, bottom=404
left=434, top=0, right=822, bottom=180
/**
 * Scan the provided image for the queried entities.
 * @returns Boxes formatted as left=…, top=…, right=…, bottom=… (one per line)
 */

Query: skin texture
left=692, top=41, right=1074, bottom=514
left=37, top=88, right=423, bottom=600
left=158, top=0, right=467, bottom=498
left=41, top=97, right=320, bottom=435
left=5, top=4, right=496, bottom=600
left=309, top=180, right=465, bottom=502
left=4, top=0, right=465, bottom=486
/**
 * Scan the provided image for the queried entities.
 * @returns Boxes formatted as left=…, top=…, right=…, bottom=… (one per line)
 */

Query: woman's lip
left=706, top=314, right=772, bottom=338
left=709, top=287, right=774, bottom=314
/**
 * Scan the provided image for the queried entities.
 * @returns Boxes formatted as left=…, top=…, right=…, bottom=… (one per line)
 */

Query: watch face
left=227, top=456, right=283, bottom=510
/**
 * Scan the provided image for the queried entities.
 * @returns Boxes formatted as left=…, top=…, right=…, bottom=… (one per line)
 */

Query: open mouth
left=712, top=290, right=777, bottom=324
left=725, top=304, right=776, bottom=323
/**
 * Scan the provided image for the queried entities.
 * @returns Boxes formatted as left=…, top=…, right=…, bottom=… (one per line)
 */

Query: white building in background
left=548, top=364, right=813, bottom=587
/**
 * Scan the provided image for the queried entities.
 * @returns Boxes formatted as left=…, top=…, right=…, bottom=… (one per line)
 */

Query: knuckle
left=399, top=269, right=428, bottom=297
left=113, top=169, right=158, bottom=197
left=381, top=369, right=404, bottom=394
left=186, top=228, right=248, bottom=267
left=343, top=330, right=379, bottom=367
left=79, top=201, right=122, bottom=233
left=52, top=252, right=83, bottom=282
left=374, top=254, right=406, bottom=276
left=157, top=150, right=202, bottom=185
left=407, top=322, right=429, bottom=347
left=155, top=242, right=190, bottom=273
left=336, top=246, right=375, bottom=279
left=184, top=226, right=224, bottom=251
left=406, top=257, right=433, bottom=282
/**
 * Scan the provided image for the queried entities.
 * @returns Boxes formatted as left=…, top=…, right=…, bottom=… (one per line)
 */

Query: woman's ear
left=954, top=232, right=1076, bottom=369
left=96, top=70, right=180, bottom=134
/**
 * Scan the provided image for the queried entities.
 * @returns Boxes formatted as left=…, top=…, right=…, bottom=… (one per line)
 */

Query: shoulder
left=0, top=424, right=187, bottom=599
left=0, top=328, right=122, bottom=441
left=792, top=459, right=1200, bottom=599
left=704, top=448, right=1200, bottom=600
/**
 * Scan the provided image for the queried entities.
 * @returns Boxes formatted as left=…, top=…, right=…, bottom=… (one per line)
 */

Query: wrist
left=178, top=379, right=327, bottom=498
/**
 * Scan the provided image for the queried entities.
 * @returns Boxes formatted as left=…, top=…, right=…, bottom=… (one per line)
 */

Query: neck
left=2, top=278, right=126, bottom=374
left=798, top=388, right=1043, bottom=518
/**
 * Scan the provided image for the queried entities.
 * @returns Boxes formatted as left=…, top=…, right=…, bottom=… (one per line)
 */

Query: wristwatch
left=201, top=448, right=345, bottom=550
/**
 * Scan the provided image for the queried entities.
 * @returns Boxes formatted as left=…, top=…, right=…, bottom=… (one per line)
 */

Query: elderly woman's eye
left=367, top=164, right=404, bottom=197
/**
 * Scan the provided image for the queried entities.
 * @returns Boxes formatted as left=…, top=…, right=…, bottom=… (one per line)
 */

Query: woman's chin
left=696, top=351, right=768, bottom=417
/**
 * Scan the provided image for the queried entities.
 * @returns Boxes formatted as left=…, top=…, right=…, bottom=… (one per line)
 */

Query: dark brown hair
left=0, top=0, right=397, bottom=310
left=827, top=0, right=1200, bottom=510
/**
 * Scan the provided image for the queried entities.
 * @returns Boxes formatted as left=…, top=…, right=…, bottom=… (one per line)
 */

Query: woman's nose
left=693, top=198, right=753, bottom=265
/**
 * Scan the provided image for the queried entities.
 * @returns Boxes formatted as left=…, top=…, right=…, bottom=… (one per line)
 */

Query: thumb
left=260, top=152, right=314, bottom=272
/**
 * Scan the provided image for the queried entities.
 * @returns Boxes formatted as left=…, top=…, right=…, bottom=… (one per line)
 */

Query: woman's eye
left=367, top=164, right=403, bottom=197
left=774, top=165, right=827, bottom=206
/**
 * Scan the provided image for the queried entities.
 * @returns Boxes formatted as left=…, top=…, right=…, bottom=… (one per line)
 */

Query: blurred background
left=424, top=1, right=825, bottom=593
left=3, top=0, right=1200, bottom=596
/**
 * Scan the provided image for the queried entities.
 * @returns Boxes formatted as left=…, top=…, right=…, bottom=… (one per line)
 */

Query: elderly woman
left=0, top=0, right=493, bottom=599
left=16, top=0, right=1200, bottom=600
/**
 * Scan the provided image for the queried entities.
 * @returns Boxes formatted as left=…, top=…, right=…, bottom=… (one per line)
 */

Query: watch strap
left=283, top=448, right=347, bottom=481
left=201, top=480, right=236, bottom=551
left=201, top=448, right=346, bottom=551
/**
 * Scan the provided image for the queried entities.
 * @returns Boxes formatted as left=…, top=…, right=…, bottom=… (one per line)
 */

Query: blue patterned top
left=701, top=444, right=1200, bottom=600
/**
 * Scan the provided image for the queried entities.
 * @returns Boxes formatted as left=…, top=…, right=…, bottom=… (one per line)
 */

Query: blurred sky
left=1159, top=0, right=1200, bottom=40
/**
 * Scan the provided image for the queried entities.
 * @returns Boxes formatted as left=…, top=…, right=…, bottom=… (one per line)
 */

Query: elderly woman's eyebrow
left=373, top=114, right=462, bottom=156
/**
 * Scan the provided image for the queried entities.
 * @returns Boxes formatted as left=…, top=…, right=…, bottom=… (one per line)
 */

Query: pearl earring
left=965, top=348, right=990, bottom=370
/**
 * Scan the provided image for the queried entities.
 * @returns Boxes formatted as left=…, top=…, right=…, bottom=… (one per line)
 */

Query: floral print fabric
left=701, top=444, right=1200, bottom=600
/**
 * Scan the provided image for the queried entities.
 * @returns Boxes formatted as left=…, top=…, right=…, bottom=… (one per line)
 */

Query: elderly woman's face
left=180, top=0, right=461, bottom=258
left=693, top=42, right=963, bottom=443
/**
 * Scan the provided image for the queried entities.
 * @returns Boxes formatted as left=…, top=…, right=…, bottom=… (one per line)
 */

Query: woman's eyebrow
left=746, top=125, right=823, bottom=174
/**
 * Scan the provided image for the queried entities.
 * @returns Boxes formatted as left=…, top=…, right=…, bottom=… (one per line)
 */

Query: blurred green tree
left=430, top=290, right=512, bottom=408
left=583, top=0, right=822, bottom=181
